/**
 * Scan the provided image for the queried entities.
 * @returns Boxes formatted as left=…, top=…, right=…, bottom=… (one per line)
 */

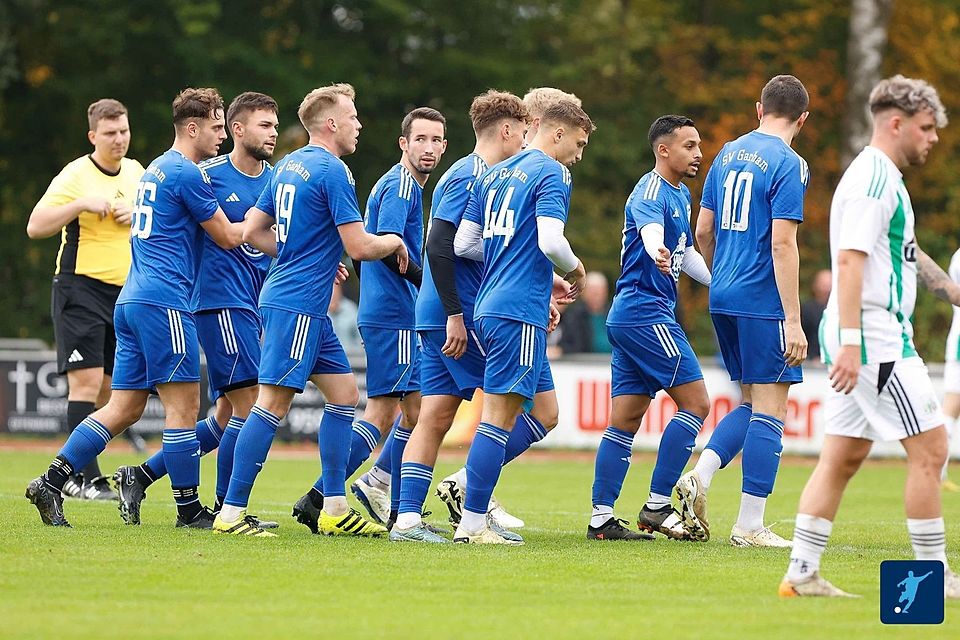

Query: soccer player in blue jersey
left=589, top=115, right=712, bottom=542
left=26, top=88, right=245, bottom=528
left=213, top=84, right=408, bottom=537
left=290, top=107, right=448, bottom=531
left=113, top=92, right=281, bottom=530
left=451, top=100, right=594, bottom=544
left=677, top=75, right=810, bottom=547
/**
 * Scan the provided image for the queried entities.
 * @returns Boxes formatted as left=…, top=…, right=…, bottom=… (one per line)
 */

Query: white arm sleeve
left=639, top=223, right=665, bottom=260
left=536, top=216, right=579, bottom=274
left=682, top=247, right=712, bottom=285
left=453, top=219, right=484, bottom=261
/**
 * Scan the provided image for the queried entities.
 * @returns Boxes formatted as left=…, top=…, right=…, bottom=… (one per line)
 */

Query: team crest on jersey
left=904, top=238, right=917, bottom=263
left=672, top=207, right=680, bottom=218
left=670, top=233, right=687, bottom=282
left=241, top=243, right=265, bottom=259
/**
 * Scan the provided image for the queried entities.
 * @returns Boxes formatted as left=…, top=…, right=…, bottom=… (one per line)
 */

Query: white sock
left=943, top=417, right=955, bottom=481
left=366, top=465, right=390, bottom=491
left=395, top=511, right=421, bottom=530
left=454, top=467, right=468, bottom=488
left=323, top=495, right=348, bottom=517
left=459, top=509, right=486, bottom=533
left=907, top=517, right=949, bottom=570
left=735, top=493, right=766, bottom=533
left=693, top=449, right=722, bottom=490
left=219, top=504, right=243, bottom=523
left=590, top=504, right=614, bottom=528
left=645, top=492, right=672, bottom=510
left=787, top=513, right=832, bottom=582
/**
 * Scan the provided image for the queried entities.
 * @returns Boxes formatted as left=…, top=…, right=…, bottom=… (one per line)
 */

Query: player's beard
left=414, top=160, right=435, bottom=175
left=245, top=141, right=274, bottom=162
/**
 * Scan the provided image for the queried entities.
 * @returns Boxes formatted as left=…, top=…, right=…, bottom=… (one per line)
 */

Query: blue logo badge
left=880, top=560, right=944, bottom=624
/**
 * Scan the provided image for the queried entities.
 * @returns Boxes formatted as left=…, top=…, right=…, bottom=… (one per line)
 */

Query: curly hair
left=869, top=75, right=948, bottom=127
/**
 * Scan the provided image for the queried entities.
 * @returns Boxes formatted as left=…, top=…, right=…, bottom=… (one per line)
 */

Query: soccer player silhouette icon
left=897, top=570, right=933, bottom=613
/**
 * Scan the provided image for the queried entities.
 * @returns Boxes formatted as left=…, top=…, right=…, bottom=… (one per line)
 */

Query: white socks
left=459, top=509, right=486, bottom=533
left=395, top=511, right=421, bottom=530
left=590, top=505, right=614, bottom=528
left=693, top=449, right=722, bottom=490
left=908, top=517, right=949, bottom=569
left=787, top=514, right=832, bottom=581
left=219, top=504, right=243, bottom=523
left=645, top=492, right=672, bottom=510
left=367, top=465, right=390, bottom=491
left=735, top=493, right=767, bottom=533
left=323, top=495, right=348, bottom=517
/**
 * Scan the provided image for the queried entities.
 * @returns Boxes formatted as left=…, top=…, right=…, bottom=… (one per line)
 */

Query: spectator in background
left=329, top=283, right=362, bottom=353
left=801, top=269, right=831, bottom=361
left=558, top=271, right=612, bottom=354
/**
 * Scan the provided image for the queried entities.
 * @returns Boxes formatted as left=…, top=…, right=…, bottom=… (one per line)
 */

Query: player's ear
left=398, top=136, right=408, bottom=152
left=231, top=120, right=244, bottom=139
left=87, top=129, right=97, bottom=146
left=756, top=101, right=763, bottom=121
left=796, top=111, right=809, bottom=130
left=187, top=121, right=199, bottom=138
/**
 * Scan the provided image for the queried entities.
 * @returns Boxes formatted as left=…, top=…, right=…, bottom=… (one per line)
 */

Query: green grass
left=2, top=446, right=957, bottom=639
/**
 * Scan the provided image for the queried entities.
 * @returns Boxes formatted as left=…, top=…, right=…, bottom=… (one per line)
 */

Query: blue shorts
left=259, top=308, right=352, bottom=391
left=712, top=313, right=803, bottom=384
left=360, top=327, right=421, bottom=397
left=476, top=317, right=554, bottom=400
left=112, top=302, right=200, bottom=390
left=196, top=307, right=261, bottom=396
left=418, top=329, right=487, bottom=400
left=609, top=322, right=704, bottom=398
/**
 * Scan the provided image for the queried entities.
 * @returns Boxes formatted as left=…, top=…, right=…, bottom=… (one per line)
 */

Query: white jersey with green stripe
left=945, top=249, right=960, bottom=362
left=822, top=146, right=918, bottom=364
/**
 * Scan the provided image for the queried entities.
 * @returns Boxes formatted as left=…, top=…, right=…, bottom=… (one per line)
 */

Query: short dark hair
left=401, top=107, right=446, bottom=138
left=540, top=100, right=596, bottom=134
left=760, top=75, right=809, bottom=121
left=87, top=99, right=127, bottom=131
left=172, top=87, right=224, bottom=125
left=469, top=90, right=529, bottom=135
left=647, top=115, right=695, bottom=150
left=226, top=92, right=278, bottom=129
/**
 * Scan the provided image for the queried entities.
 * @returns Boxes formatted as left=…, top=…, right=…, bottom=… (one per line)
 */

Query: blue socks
left=143, top=416, right=223, bottom=479
left=216, top=416, right=244, bottom=502
left=463, top=422, right=510, bottom=515
left=741, top=413, right=785, bottom=497
left=502, top=412, right=548, bottom=466
left=398, top=462, right=433, bottom=516
left=224, top=406, right=280, bottom=508
left=313, top=419, right=380, bottom=494
left=650, top=411, right=704, bottom=496
left=317, top=403, right=355, bottom=499
left=591, top=426, right=634, bottom=507
left=390, top=426, right=413, bottom=513
left=704, top=403, right=752, bottom=467
left=45, top=417, right=113, bottom=492
left=163, top=427, right=203, bottom=520
left=372, top=415, right=400, bottom=475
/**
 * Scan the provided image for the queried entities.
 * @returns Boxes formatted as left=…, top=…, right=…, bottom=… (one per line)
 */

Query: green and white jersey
left=821, top=146, right=917, bottom=364
left=945, top=249, right=960, bottom=363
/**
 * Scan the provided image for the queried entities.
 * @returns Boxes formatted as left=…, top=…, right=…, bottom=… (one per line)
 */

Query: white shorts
left=824, top=357, right=944, bottom=442
left=944, top=360, right=960, bottom=394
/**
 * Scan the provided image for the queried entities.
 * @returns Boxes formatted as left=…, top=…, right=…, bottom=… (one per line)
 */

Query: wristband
left=839, top=328, right=862, bottom=347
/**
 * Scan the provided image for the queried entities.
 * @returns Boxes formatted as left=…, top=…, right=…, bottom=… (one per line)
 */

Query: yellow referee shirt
left=36, top=155, right=145, bottom=287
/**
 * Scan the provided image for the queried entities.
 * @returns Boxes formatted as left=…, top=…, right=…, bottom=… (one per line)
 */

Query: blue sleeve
left=682, top=187, right=694, bottom=246
left=770, top=153, right=808, bottom=222
left=373, top=179, right=412, bottom=235
left=534, top=162, right=571, bottom=222
left=327, top=160, right=363, bottom=226
left=434, top=174, right=472, bottom=225
left=700, top=157, right=720, bottom=211
left=181, top=164, right=220, bottom=223
left=255, top=181, right=275, bottom=218
left=462, top=187, right=482, bottom=226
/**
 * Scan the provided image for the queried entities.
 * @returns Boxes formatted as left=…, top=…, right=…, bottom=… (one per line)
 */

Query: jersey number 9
left=275, top=183, right=296, bottom=243
left=132, top=182, right=156, bottom=239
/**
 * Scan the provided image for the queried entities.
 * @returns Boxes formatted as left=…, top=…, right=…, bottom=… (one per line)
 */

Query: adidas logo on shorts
left=226, top=192, right=241, bottom=203
left=67, top=349, right=84, bottom=363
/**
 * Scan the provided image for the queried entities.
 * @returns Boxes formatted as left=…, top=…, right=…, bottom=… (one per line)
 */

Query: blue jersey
left=256, top=145, right=363, bottom=318
left=357, top=163, right=423, bottom=330
left=192, top=155, right=273, bottom=313
left=608, top=170, right=693, bottom=327
left=416, top=153, right=487, bottom=331
left=118, top=149, right=219, bottom=311
left=465, top=148, right=572, bottom=330
left=701, top=130, right=809, bottom=319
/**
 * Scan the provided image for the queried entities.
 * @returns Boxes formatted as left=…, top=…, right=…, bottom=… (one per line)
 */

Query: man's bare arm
left=917, top=248, right=960, bottom=305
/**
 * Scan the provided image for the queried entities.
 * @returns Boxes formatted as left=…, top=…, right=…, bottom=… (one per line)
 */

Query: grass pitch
left=2, top=445, right=957, bottom=639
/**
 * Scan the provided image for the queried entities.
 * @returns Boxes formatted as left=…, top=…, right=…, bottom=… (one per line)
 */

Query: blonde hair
left=870, top=75, right=948, bottom=128
left=523, top=87, right=581, bottom=119
left=298, top=83, right=356, bottom=130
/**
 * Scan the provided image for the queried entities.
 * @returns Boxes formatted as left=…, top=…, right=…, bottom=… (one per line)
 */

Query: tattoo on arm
left=917, top=249, right=960, bottom=305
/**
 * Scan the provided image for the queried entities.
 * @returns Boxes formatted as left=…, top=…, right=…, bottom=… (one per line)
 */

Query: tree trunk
left=843, top=0, right=894, bottom=167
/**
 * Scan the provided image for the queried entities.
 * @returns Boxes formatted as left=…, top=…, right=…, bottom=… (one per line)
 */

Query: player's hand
left=83, top=196, right=113, bottom=219
left=442, top=314, right=468, bottom=359
left=564, top=260, right=587, bottom=300
left=829, top=345, right=861, bottom=394
left=111, top=202, right=134, bottom=226
left=334, top=262, right=350, bottom=285
left=547, top=301, right=562, bottom=333
left=393, top=239, right=409, bottom=274
left=655, top=246, right=671, bottom=274
left=552, top=276, right=575, bottom=305
left=782, top=320, right=807, bottom=367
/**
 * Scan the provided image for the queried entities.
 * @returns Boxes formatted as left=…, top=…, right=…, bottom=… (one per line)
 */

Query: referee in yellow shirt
left=27, top=99, right=145, bottom=500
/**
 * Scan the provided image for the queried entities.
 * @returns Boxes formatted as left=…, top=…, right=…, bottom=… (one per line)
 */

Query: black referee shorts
left=51, top=274, right=122, bottom=376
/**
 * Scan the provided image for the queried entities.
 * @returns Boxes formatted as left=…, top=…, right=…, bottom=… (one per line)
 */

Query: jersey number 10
left=719, top=170, right=753, bottom=232
left=275, top=183, right=296, bottom=243
left=482, top=186, right=516, bottom=247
